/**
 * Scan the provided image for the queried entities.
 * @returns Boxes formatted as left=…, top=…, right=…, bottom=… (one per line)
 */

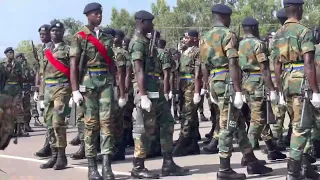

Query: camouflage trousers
left=82, top=84, right=115, bottom=157
left=4, top=84, right=24, bottom=124
left=247, top=99, right=273, bottom=147
left=113, top=88, right=125, bottom=145
left=271, top=97, right=294, bottom=140
left=123, top=89, right=134, bottom=130
left=198, top=94, right=205, bottom=115
left=76, top=105, right=85, bottom=141
left=208, top=100, right=220, bottom=141
left=23, top=91, right=32, bottom=124
left=179, top=81, right=199, bottom=138
left=30, top=92, right=39, bottom=118
left=44, top=85, right=71, bottom=148
left=303, top=107, right=320, bottom=154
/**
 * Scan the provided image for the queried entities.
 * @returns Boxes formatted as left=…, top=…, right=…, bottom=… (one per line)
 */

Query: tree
left=109, top=8, right=136, bottom=37
left=60, top=18, right=83, bottom=44
left=15, top=40, right=37, bottom=65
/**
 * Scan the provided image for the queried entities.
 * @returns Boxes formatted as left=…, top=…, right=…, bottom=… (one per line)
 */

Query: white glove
left=68, top=97, right=73, bottom=107
left=270, top=91, right=278, bottom=104
left=118, top=97, right=127, bottom=108
left=200, top=89, right=207, bottom=96
left=193, top=93, right=201, bottom=104
left=279, top=92, right=286, bottom=106
left=72, top=90, right=83, bottom=106
left=164, top=94, right=169, bottom=101
left=233, top=92, right=244, bottom=109
left=39, top=100, right=45, bottom=110
left=33, top=92, right=39, bottom=102
left=169, top=91, right=173, bottom=99
left=242, top=94, right=247, bottom=103
left=141, top=95, right=152, bottom=112
left=210, top=93, right=219, bottom=105
left=311, top=93, right=320, bottom=108
left=175, top=94, right=179, bottom=102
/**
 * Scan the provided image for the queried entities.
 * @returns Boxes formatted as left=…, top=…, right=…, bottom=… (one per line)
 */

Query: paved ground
left=0, top=100, right=318, bottom=180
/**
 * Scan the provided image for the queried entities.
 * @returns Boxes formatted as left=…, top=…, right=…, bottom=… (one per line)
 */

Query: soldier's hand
left=169, top=91, right=173, bottom=100
left=279, top=92, right=286, bottom=106
left=33, top=92, right=39, bottom=102
left=311, top=93, right=320, bottom=108
left=200, top=88, right=208, bottom=96
left=270, top=91, right=278, bottom=104
left=72, top=90, right=83, bottom=106
left=175, top=94, right=179, bottom=102
left=193, top=93, right=201, bottom=104
left=118, top=97, right=127, bottom=108
left=141, top=95, right=152, bottom=112
left=233, top=92, right=244, bottom=109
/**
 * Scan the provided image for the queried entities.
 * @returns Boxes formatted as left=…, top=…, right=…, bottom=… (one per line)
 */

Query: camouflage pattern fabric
left=179, top=46, right=201, bottom=138
left=200, top=22, right=253, bottom=158
left=238, top=34, right=273, bottom=146
left=76, top=105, right=85, bottom=141
left=22, top=63, right=35, bottom=125
left=0, top=94, right=15, bottom=150
left=43, top=42, right=71, bottom=148
left=272, top=18, right=315, bottom=161
left=70, top=26, right=115, bottom=157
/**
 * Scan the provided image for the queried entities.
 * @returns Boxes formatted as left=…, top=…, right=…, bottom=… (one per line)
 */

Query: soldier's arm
left=225, top=32, right=241, bottom=92
left=69, top=35, right=81, bottom=91
left=200, top=38, right=210, bottom=90
left=125, top=52, right=132, bottom=91
left=162, top=53, right=171, bottom=95
left=132, top=43, right=147, bottom=95
left=257, top=42, right=275, bottom=91
left=194, top=50, right=201, bottom=94
left=301, top=29, right=319, bottom=92
left=116, top=53, right=126, bottom=98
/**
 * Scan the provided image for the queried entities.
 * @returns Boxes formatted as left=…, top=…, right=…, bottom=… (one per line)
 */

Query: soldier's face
left=185, top=35, right=198, bottom=47
left=39, top=30, right=50, bottom=43
left=173, top=53, right=180, bottom=61
left=114, top=36, right=123, bottom=45
left=87, top=10, right=102, bottom=26
left=143, top=20, right=154, bottom=33
left=6, top=51, right=14, bottom=59
left=50, top=27, right=64, bottom=42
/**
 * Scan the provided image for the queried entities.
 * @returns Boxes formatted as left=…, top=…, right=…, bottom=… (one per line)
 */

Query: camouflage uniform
left=70, top=26, right=115, bottom=158
left=30, top=64, right=40, bottom=125
left=273, top=17, right=319, bottom=178
left=22, top=62, right=35, bottom=131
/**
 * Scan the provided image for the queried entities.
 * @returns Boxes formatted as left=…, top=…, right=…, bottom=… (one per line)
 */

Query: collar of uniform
left=134, top=30, right=149, bottom=43
left=284, top=18, right=300, bottom=25
left=213, top=22, right=226, bottom=27
left=81, top=26, right=101, bottom=35
left=243, top=33, right=256, bottom=39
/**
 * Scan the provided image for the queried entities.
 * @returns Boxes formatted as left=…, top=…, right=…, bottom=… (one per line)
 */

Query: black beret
left=212, top=4, right=232, bottom=15
left=187, top=30, right=199, bottom=37
left=38, top=24, right=50, bottom=32
left=115, top=30, right=125, bottom=38
left=134, top=10, right=154, bottom=20
left=83, top=2, right=102, bottom=14
left=283, top=0, right=304, bottom=7
left=4, top=47, right=13, bottom=54
left=103, top=28, right=116, bottom=37
left=242, top=17, right=259, bottom=26
left=49, top=20, right=64, bottom=30
left=15, top=53, right=23, bottom=58
left=276, top=9, right=287, bottom=19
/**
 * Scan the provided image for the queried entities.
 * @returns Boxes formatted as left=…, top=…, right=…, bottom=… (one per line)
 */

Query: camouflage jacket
left=1, top=59, right=24, bottom=84
left=157, top=48, right=172, bottom=73
left=179, top=46, right=200, bottom=80
left=238, top=34, right=268, bottom=72
left=200, top=22, right=239, bottom=71
left=113, top=46, right=130, bottom=86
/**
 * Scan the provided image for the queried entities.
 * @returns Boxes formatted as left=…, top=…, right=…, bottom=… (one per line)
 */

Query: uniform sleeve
left=224, top=31, right=239, bottom=59
left=130, top=42, right=144, bottom=62
left=69, top=35, right=82, bottom=57
left=300, top=28, right=315, bottom=54
left=124, top=52, right=132, bottom=67
left=161, top=52, right=172, bottom=70
left=194, top=49, right=201, bottom=68
left=255, top=41, right=268, bottom=63
left=115, top=53, right=126, bottom=67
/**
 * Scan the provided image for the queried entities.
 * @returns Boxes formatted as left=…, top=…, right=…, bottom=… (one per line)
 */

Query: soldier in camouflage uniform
left=2, top=47, right=28, bottom=138
left=173, top=30, right=201, bottom=157
left=129, top=10, right=188, bottom=179
left=39, top=20, right=70, bottom=170
left=169, top=48, right=181, bottom=122
left=69, top=105, right=85, bottom=160
left=200, top=4, right=273, bottom=180
left=272, top=0, right=320, bottom=179
left=313, top=28, right=320, bottom=159
left=239, top=17, right=286, bottom=162
left=33, top=24, right=53, bottom=158
left=70, top=3, right=118, bottom=179
left=270, top=9, right=294, bottom=150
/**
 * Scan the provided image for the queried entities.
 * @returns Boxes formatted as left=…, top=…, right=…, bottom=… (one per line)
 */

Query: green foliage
left=15, top=40, right=36, bottom=66
left=109, top=8, right=135, bottom=37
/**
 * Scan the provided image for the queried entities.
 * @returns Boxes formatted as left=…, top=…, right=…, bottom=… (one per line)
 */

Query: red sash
left=78, top=31, right=113, bottom=67
left=44, top=49, right=70, bottom=79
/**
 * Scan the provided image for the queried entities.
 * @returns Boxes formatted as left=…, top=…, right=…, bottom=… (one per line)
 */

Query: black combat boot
left=24, top=118, right=34, bottom=132
left=69, top=133, right=81, bottom=146
left=131, top=158, right=160, bottom=179
left=202, top=138, right=219, bottom=154
left=240, top=157, right=266, bottom=166
left=87, top=157, right=103, bottom=180
left=40, top=147, right=57, bottom=169
left=314, top=140, right=320, bottom=158
left=265, top=139, right=287, bottom=161
left=217, top=157, right=246, bottom=180
left=187, top=138, right=200, bottom=155
left=18, top=123, right=30, bottom=137
left=301, top=154, right=320, bottom=179
left=172, top=136, right=191, bottom=157
left=53, top=148, right=68, bottom=170
left=70, top=141, right=85, bottom=160
left=286, top=158, right=301, bottom=180
left=161, top=153, right=189, bottom=177
left=102, top=155, right=115, bottom=180
left=245, top=152, right=273, bottom=175
left=34, top=134, right=52, bottom=157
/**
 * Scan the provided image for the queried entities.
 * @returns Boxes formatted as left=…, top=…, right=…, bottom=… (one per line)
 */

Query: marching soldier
left=39, top=20, right=70, bottom=170
left=169, top=48, right=180, bottom=122
left=33, top=24, right=53, bottom=158
left=273, top=0, right=320, bottom=179
left=200, top=4, right=273, bottom=180
left=70, top=3, right=118, bottom=179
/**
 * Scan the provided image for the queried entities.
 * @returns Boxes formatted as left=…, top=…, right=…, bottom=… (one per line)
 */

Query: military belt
left=284, top=63, right=304, bottom=71
left=147, top=72, right=160, bottom=80
left=88, top=67, right=108, bottom=75
left=247, top=71, right=262, bottom=77
left=210, top=68, right=229, bottom=76
left=45, top=79, right=69, bottom=87
left=179, top=73, right=192, bottom=80
left=271, top=72, right=275, bottom=79
left=6, top=81, right=18, bottom=85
